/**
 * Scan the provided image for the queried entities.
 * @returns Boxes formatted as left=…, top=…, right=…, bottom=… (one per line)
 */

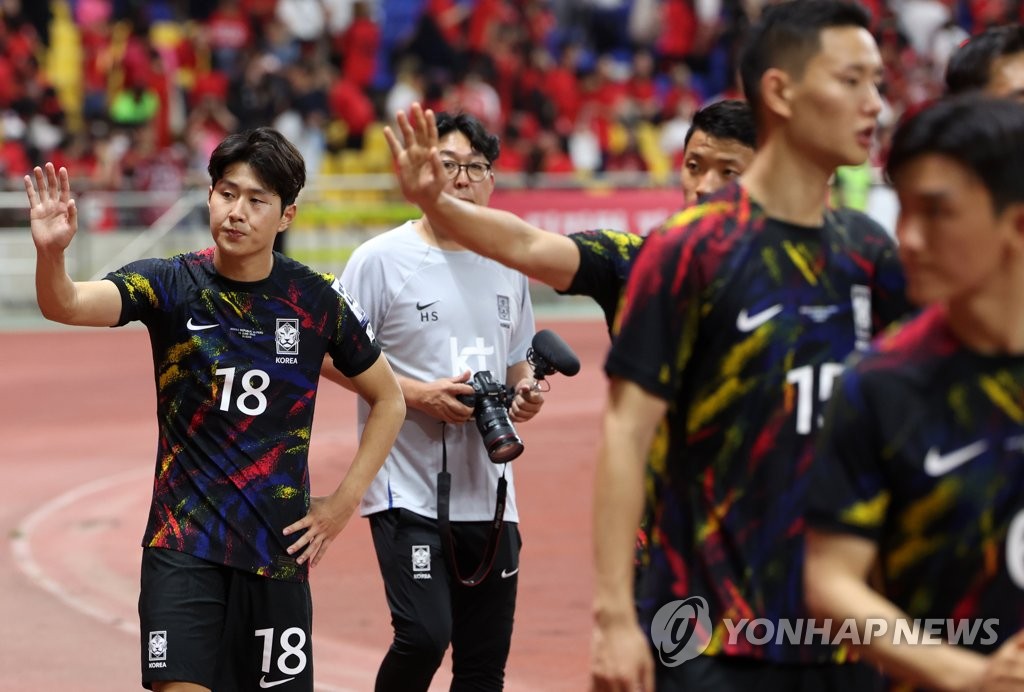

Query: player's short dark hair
left=208, top=127, right=307, bottom=209
left=684, top=99, right=757, bottom=150
left=945, top=24, right=1024, bottom=95
left=435, top=112, right=501, bottom=163
left=886, top=96, right=1024, bottom=212
left=739, top=0, right=872, bottom=127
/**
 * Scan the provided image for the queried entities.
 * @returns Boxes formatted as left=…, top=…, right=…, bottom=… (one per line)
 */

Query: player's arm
left=424, top=195, right=581, bottom=291
left=385, top=103, right=581, bottom=291
left=804, top=529, right=1024, bottom=691
left=336, top=353, right=406, bottom=503
left=591, top=376, right=664, bottom=692
left=27, top=163, right=121, bottom=326
left=321, top=357, right=353, bottom=390
left=285, top=353, right=405, bottom=567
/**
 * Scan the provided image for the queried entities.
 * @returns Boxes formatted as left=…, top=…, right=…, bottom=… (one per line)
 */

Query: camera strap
left=436, top=422, right=507, bottom=587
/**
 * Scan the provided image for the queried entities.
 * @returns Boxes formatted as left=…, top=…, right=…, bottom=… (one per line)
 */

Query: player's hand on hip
left=510, top=377, right=544, bottom=422
left=25, top=162, right=79, bottom=253
left=591, top=619, right=655, bottom=692
left=282, top=495, right=351, bottom=568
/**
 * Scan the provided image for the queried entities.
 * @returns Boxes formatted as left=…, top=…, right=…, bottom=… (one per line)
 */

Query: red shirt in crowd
left=337, top=13, right=379, bottom=88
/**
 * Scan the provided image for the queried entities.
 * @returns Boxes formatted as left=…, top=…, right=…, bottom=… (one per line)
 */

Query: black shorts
left=139, top=547, right=313, bottom=691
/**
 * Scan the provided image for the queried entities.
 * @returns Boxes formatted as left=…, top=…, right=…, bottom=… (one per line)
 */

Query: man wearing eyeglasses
left=338, top=111, right=545, bottom=691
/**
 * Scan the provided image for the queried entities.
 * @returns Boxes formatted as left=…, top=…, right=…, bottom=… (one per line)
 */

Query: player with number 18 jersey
left=106, top=247, right=380, bottom=582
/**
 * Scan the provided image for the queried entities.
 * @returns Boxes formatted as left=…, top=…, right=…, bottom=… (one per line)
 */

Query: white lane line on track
left=8, top=467, right=379, bottom=692
left=10, top=467, right=149, bottom=635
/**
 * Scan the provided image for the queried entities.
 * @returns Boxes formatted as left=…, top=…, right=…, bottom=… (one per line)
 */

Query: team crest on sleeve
left=276, top=319, right=300, bottom=356
left=412, top=545, right=432, bottom=579
left=851, top=285, right=872, bottom=350
left=497, top=294, right=511, bottom=329
left=332, top=278, right=376, bottom=340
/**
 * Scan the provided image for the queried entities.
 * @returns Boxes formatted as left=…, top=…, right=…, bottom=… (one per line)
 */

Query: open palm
left=384, top=103, right=448, bottom=207
left=25, top=162, right=79, bottom=253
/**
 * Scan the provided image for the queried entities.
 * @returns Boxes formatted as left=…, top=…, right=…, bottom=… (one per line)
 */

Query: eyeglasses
left=440, top=160, right=492, bottom=182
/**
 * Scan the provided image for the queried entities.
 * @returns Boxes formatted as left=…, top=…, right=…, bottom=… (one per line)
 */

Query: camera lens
left=486, top=434, right=524, bottom=463
left=474, top=401, right=524, bottom=463
left=462, top=370, right=525, bottom=463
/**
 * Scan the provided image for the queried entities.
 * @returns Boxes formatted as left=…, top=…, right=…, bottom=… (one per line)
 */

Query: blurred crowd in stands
left=0, top=0, right=1016, bottom=208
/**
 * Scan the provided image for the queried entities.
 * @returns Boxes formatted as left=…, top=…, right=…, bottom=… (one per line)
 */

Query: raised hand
left=383, top=103, right=448, bottom=207
left=25, top=162, right=79, bottom=254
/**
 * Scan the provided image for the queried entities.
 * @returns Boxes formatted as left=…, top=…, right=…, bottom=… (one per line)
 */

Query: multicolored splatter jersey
left=808, top=305, right=1024, bottom=656
left=560, top=229, right=645, bottom=331
left=560, top=228, right=659, bottom=562
left=105, top=248, right=380, bottom=582
left=605, top=182, right=910, bottom=664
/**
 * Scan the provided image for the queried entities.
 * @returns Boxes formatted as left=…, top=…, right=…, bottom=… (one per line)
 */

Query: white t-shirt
left=342, top=221, right=535, bottom=521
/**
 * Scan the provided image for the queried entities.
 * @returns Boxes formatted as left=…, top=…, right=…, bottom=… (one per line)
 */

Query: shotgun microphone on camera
left=527, top=329, right=581, bottom=380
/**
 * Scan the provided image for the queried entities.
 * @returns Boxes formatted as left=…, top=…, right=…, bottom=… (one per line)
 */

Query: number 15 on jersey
left=786, top=363, right=844, bottom=435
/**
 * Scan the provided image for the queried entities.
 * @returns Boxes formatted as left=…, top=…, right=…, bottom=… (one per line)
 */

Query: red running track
left=0, top=318, right=608, bottom=691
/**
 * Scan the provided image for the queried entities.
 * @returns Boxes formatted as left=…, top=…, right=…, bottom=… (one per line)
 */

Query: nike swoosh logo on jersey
left=415, top=300, right=440, bottom=311
left=501, top=567, right=519, bottom=579
left=924, top=440, right=988, bottom=476
left=260, top=675, right=296, bottom=688
left=736, top=304, right=784, bottom=332
left=186, top=317, right=218, bottom=331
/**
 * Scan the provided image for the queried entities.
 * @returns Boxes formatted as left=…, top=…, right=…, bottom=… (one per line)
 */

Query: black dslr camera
left=457, top=371, right=523, bottom=463
left=458, top=329, right=581, bottom=464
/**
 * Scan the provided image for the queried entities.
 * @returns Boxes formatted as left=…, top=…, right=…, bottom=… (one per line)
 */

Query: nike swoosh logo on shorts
left=186, top=317, right=218, bottom=331
left=260, top=675, right=296, bottom=688
left=415, top=300, right=440, bottom=311
left=501, top=567, right=519, bottom=579
left=736, top=304, right=783, bottom=332
left=923, top=440, right=988, bottom=476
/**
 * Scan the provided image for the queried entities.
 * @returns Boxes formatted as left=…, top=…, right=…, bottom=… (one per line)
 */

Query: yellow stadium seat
left=45, top=1, right=84, bottom=129
left=150, top=21, right=185, bottom=51
left=637, top=122, right=671, bottom=184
